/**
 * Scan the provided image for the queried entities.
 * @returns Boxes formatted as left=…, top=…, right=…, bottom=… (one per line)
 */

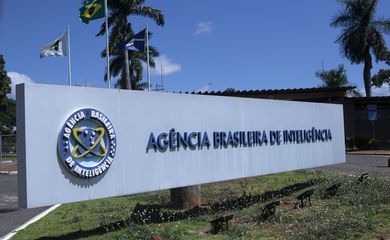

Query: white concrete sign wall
left=17, top=83, right=345, bottom=208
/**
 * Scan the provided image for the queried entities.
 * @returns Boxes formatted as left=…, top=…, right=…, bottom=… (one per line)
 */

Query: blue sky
left=1, top=0, right=390, bottom=97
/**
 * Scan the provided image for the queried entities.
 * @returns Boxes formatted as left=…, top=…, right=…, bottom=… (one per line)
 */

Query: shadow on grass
left=37, top=228, right=107, bottom=240
left=36, top=179, right=318, bottom=240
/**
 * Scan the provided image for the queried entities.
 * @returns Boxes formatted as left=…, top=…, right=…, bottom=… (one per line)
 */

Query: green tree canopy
left=315, top=64, right=349, bottom=88
left=315, top=64, right=361, bottom=96
left=0, top=55, right=15, bottom=134
left=224, top=88, right=236, bottom=93
left=331, top=0, right=390, bottom=97
left=372, top=52, right=390, bottom=91
left=372, top=68, right=390, bottom=88
left=0, top=55, right=11, bottom=99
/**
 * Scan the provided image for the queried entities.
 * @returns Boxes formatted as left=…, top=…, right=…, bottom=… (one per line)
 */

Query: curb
left=0, top=171, right=17, bottom=175
left=347, top=152, right=390, bottom=156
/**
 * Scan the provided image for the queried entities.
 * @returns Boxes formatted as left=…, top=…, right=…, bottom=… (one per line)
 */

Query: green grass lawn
left=12, top=170, right=390, bottom=240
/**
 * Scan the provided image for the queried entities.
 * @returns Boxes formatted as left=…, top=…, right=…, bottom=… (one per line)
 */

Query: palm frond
left=372, top=17, right=390, bottom=34
left=132, top=6, right=165, bottom=26
left=315, top=64, right=349, bottom=88
left=372, top=69, right=390, bottom=87
left=370, top=28, right=388, bottom=62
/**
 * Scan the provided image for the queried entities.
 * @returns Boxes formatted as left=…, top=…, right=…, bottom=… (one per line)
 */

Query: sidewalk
left=0, top=161, right=17, bottom=175
left=347, top=150, right=390, bottom=156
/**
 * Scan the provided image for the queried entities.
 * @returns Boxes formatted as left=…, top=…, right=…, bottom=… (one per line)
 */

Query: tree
left=372, top=52, right=390, bottom=90
left=0, top=55, right=15, bottom=134
left=95, top=0, right=164, bottom=90
left=0, top=55, right=11, bottom=99
left=372, top=68, right=390, bottom=88
left=224, top=88, right=236, bottom=93
left=331, top=0, right=390, bottom=97
left=95, top=1, right=199, bottom=209
left=106, top=44, right=159, bottom=90
left=315, top=64, right=348, bottom=88
left=315, top=64, right=362, bottom=96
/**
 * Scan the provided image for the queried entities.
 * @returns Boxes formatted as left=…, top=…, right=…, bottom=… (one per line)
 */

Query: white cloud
left=151, top=55, right=181, bottom=76
left=194, top=21, right=213, bottom=35
left=372, top=84, right=390, bottom=96
left=357, top=84, right=390, bottom=97
left=7, top=72, right=34, bottom=99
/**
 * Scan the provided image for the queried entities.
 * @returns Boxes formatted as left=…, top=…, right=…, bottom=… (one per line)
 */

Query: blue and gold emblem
left=58, top=108, right=116, bottom=178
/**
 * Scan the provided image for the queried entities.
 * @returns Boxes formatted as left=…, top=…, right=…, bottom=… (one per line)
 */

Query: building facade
left=193, top=87, right=390, bottom=149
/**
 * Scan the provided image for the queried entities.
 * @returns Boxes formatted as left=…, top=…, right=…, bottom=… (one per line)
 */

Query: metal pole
left=67, top=25, right=72, bottom=86
left=161, top=64, right=163, bottom=91
left=124, top=50, right=131, bottom=90
left=104, top=0, right=110, bottom=88
left=146, top=25, right=150, bottom=91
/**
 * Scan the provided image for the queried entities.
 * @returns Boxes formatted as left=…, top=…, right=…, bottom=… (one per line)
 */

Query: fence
left=0, top=134, right=17, bottom=162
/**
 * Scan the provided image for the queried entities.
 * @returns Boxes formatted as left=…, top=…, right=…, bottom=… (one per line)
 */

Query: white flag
left=40, top=31, right=67, bottom=58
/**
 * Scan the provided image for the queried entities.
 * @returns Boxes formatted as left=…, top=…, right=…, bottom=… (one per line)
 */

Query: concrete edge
left=347, top=152, right=390, bottom=156
left=0, top=171, right=17, bottom=175
left=0, top=204, right=61, bottom=240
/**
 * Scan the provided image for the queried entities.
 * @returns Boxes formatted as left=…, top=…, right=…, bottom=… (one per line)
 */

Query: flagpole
left=104, top=0, right=110, bottom=88
left=67, top=25, right=72, bottom=86
left=124, top=50, right=131, bottom=90
left=146, top=25, right=150, bottom=91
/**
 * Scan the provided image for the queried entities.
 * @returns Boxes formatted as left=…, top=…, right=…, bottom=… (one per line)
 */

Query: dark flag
left=124, top=29, right=146, bottom=52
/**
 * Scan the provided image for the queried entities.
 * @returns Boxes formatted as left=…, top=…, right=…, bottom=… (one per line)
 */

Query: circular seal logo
left=58, top=108, right=116, bottom=178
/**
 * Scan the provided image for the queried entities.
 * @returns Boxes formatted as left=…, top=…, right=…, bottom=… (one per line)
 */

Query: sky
left=1, top=0, right=390, bottom=97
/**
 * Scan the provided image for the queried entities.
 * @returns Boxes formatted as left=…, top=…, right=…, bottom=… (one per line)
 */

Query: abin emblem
left=58, top=108, right=116, bottom=178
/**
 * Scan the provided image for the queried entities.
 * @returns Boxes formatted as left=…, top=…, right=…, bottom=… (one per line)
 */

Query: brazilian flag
left=79, top=0, right=105, bottom=24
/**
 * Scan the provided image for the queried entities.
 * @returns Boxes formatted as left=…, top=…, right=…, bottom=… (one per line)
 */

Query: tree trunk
left=363, top=51, right=372, bottom=97
left=124, top=50, right=131, bottom=90
left=170, top=185, right=201, bottom=209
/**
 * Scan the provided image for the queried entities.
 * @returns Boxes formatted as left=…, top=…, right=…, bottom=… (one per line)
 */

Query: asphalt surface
left=0, top=154, right=389, bottom=239
left=0, top=174, right=48, bottom=239
left=319, top=154, right=390, bottom=177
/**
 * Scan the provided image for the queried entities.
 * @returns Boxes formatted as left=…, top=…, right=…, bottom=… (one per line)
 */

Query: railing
left=0, top=134, right=17, bottom=163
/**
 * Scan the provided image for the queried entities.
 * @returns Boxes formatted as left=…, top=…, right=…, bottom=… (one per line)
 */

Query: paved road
left=0, top=174, right=48, bottom=239
left=319, top=154, right=390, bottom=177
left=0, top=154, right=389, bottom=238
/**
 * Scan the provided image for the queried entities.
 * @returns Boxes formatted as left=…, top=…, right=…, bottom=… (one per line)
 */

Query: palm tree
left=315, top=64, right=361, bottom=96
left=315, top=64, right=349, bottom=88
left=331, top=0, right=390, bottom=97
left=96, top=0, right=164, bottom=90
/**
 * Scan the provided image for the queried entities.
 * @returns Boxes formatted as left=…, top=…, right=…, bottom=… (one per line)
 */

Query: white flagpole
left=67, top=25, right=72, bottom=86
left=146, top=25, right=150, bottom=91
left=104, top=0, right=110, bottom=88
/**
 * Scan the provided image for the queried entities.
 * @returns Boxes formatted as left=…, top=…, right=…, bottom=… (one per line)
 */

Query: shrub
left=348, top=135, right=379, bottom=150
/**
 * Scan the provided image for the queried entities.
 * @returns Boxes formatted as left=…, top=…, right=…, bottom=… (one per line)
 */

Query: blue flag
left=124, top=29, right=146, bottom=52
